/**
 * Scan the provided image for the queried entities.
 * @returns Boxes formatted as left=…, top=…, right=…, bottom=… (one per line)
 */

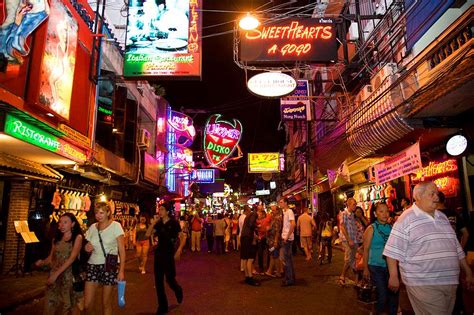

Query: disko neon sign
left=4, top=114, right=87, bottom=162
left=411, top=160, right=458, bottom=182
left=203, top=114, right=243, bottom=170
left=240, top=18, right=337, bottom=63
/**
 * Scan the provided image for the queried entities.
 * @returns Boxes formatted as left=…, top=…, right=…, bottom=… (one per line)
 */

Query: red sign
left=240, top=18, right=337, bottom=63
left=203, top=114, right=243, bottom=170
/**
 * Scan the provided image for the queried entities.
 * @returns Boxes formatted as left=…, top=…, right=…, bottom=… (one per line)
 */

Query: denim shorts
left=86, top=263, right=118, bottom=286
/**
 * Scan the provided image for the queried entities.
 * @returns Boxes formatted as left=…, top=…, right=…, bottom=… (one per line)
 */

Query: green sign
left=4, top=114, right=87, bottom=162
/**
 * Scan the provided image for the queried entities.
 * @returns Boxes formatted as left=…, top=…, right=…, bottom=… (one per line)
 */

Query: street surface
left=7, top=244, right=412, bottom=315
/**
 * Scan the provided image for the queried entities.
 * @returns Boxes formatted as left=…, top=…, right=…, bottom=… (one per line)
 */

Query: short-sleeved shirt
left=153, top=218, right=181, bottom=255
left=86, top=221, right=124, bottom=265
left=340, top=210, right=357, bottom=243
left=191, top=217, right=202, bottom=232
left=282, top=208, right=295, bottom=241
left=214, top=219, right=226, bottom=236
left=297, top=213, right=314, bottom=237
left=383, top=203, right=465, bottom=286
left=267, top=211, right=282, bottom=247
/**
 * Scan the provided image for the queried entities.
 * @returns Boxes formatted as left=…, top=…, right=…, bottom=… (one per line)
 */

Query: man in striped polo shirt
left=384, top=182, right=473, bottom=315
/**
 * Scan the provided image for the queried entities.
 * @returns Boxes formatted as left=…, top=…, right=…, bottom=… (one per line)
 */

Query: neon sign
left=411, top=160, right=458, bottom=181
left=240, top=18, right=337, bottom=63
left=4, top=114, right=87, bottom=162
left=204, top=114, right=243, bottom=170
left=124, top=0, right=202, bottom=78
left=191, top=169, right=215, bottom=183
left=168, top=110, right=195, bottom=147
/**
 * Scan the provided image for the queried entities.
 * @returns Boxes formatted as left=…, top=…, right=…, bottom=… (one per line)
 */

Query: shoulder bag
left=98, top=224, right=119, bottom=273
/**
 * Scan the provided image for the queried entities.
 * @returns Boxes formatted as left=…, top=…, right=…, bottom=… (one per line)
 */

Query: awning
left=0, top=153, right=63, bottom=181
left=347, top=80, right=413, bottom=157
left=282, top=180, right=306, bottom=197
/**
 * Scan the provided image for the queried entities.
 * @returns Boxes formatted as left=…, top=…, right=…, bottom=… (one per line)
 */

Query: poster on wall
left=38, top=0, right=78, bottom=120
left=123, top=0, right=202, bottom=78
left=204, top=114, right=243, bottom=170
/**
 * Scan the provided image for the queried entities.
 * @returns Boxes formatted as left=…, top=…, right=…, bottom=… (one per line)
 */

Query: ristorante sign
left=204, top=114, right=242, bottom=170
left=240, top=18, right=337, bottom=63
left=4, top=114, right=87, bottom=162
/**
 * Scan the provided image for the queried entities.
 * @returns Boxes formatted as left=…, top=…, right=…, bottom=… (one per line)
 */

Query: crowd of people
left=34, top=180, right=474, bottom=315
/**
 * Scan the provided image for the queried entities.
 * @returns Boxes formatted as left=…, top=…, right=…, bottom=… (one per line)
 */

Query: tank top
left=321, top=221, right=333, bottom=237
left=368, top=221, right=391, bottom=267
left=135, top=224, right=148, bottom=241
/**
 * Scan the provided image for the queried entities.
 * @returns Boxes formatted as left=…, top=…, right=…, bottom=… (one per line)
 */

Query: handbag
left=98, top=225, right=119, bottom=273
left=71, top=238, right=90, bottom=292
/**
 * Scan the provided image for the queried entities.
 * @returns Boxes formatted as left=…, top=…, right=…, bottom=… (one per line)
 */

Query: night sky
left=154, top=0, right=300, bottom=190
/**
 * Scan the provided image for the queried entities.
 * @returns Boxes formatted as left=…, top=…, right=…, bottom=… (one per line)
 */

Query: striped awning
left=347, top=78, right=413, bottom=157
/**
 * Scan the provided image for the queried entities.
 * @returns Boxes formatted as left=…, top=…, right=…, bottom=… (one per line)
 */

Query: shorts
left=240, top=236, right=257, bottom=260
left=86, top=264, right=118, bottom=286
left=342, top=242, right=357, bottom=270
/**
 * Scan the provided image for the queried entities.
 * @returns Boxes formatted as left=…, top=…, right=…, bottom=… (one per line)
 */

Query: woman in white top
left=84, top=202, right=125, bottom=315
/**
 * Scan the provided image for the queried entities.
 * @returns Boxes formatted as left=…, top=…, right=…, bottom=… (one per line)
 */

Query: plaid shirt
left=340, top=210, right=357, bottom=243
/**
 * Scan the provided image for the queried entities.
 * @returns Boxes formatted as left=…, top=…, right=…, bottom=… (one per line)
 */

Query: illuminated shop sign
left=124, top=0, right=202, bottom=78
left=280, top=80, right=310, bottom=120
left=248, top=153, right=280, bottom=173
left=38, top=0, right=78, bottom=120
left=247, top=72, right=296, bottom=98
left=170, top=148, right=194, bottom=170
left=168, top=110, right=195, bottom=147
left=4, top=114, right=87, bottom=162
left=204, top=114, right=243, bottom=170
left=411, top=160, right=458, bottom=181
left=240, top=18, right=337, bottom=63
left=191, top=169, right=215, bottom=183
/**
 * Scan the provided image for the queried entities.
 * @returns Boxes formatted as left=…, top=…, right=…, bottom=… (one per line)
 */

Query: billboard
left=248, top=153, right=280, bottom=173
left=280, top=80, right=311, bottom=120
left=38, top=0, right=78, bottom=120
left=204, top=114, right=242, bottom=170
left=123, top=0, right=202, bottom=78
left=240, top=18, right=337, bottom=63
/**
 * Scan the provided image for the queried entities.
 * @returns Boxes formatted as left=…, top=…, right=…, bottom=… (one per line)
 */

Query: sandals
left=338, top=276, right=346, bottom=286
left=264, top=272, right=276, bottom=278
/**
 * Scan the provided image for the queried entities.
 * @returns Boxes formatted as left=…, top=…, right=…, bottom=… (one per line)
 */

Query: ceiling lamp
left=239, top=13, right=260, bottom=30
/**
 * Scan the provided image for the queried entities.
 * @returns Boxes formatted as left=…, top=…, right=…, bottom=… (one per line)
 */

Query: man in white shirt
left=238, top=207, right=247, bottom=272
left=279, top=198, right=296, bottom=286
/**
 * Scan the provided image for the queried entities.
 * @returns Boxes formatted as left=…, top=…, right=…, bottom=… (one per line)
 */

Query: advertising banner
left=123, top=0, right=202, bottom=78
left=280, top=80, right=310, bottom=120
left=248, top=153, right=280, bottom=173
left=374, top=142, right=422, bottom=185
left=38, top=0, right=78, bottom=120
left=240, top=18, right=337, bottom=63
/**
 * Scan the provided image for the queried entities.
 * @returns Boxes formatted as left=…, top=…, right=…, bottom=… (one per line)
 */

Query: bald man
left=384, top=181, right=473, bottom=315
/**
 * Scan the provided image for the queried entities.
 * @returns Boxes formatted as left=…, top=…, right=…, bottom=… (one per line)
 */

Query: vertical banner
left=124, top=0, right=202, bottom=78
left=38, top=0, right=78, bottom=120
left=280, top=80, right=311, bottom=121
left=374, top=142, right=422, bottom=185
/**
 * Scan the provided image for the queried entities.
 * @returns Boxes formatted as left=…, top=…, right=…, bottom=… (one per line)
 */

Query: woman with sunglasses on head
left=36, top=213, right=84, bottom=315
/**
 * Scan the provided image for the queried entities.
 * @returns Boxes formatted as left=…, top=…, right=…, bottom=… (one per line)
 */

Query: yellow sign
left=248, top=153, right=280, bottom=173
left=58, top=124, right=91, bottom=148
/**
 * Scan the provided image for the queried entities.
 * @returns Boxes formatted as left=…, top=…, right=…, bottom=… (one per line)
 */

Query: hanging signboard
left=374, top=142, right=422, bottom=185
left=191, top=169, right=215, bottom=183
left=240, top=18, right=337, bottom=63
left=247, top=72, right=296, bottom=98
left=411, top=159, right=459, bottom=197
left=203, top=114, right=243, bottom=170
left=123, top=0, right=202, bottom=78
left=280, top=80, right=311, bottom=120
left=248, top=153, right=280, bottom=173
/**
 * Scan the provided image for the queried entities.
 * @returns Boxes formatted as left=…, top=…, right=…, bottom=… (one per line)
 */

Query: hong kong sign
left=240, top=18, right=337, bottom=63
left=204, top=114, right=243, bottom=170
